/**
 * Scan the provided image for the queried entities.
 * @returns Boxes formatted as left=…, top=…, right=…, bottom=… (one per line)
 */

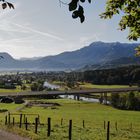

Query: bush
left=14, top=98, right=25, bottom=104
left=0, top=109, right=8, bottom=112
left=110, top=92, right=140, bottom=111
left=0, top=97, right=14, bottom=103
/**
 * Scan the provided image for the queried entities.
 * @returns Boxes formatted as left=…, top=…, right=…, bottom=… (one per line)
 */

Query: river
left=59, top=95, right=99, bottom=102
left=44, top=81, right=100, bottom=102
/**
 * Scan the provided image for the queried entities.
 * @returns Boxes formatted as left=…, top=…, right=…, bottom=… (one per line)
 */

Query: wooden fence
left=4, top=113, right=135, bottom=140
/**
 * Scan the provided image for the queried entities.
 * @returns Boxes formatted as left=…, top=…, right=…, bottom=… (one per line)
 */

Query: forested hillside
left=46, top=65, right=140, bottom=86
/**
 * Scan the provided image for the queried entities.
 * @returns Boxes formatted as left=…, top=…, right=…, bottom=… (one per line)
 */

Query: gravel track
left=0, top=129, right=30, bottom=140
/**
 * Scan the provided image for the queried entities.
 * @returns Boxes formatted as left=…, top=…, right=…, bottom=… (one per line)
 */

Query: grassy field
left=79, top=83, right=134, bottom=89
left=0, top=85, right=30, bottom=94
left=0, top=99, right=140, bottom=140
left=0, top=88, right=22, bottom=93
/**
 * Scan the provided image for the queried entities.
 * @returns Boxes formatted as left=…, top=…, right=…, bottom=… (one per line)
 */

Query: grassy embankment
left=79, top=83, right=132, bottom=89
left=0, top=99, right=140, bottom=140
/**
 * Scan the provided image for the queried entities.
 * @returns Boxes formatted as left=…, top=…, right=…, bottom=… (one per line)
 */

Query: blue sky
left=0, top=0, right=139, bottom=59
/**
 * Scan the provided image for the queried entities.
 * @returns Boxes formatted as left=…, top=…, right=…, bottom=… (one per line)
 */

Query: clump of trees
left=83, top=66, right=140, bottom=85
left=0, top=84, right=16, bottom=89
left=31, top=82, right=44, bottom=91
left=0, top=109, right=8, bottom=112
left=14, top=97, right=25, bottom=104
left=0, top=97, right=14, bottom=103
left=111, top=92, right=140, bottom=111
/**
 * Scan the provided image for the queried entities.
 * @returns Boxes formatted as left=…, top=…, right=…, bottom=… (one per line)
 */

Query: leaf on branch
left=88, top=0, right=91, bottom=3
left=78, top=5, right=85, bottom=23
left=78, top=5, right=84, bottom=14
left=72, top=11, right=79, bottom=19
left=2, top=3, right=7, bottom=9
left=69, top=0, right=78, bottom=11
left=7, top=2, right=14, bottom=9
left=68, top=0, right=91, bottom=23
left=80, top=15, right=85, bottom=23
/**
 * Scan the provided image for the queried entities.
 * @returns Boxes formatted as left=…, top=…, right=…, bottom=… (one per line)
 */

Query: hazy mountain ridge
left=19, top=56, right=43, bottom=61
left=81, top=57, right=140, bottom=71
left=0, top=42, right=139, bottom=70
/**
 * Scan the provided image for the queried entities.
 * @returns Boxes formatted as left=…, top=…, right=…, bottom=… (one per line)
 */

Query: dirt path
left=0, top=129, right=30, bottom=140
left=15, top=100, right=29, bottom=111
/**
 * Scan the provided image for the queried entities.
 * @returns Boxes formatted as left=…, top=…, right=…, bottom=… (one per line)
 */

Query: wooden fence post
left=25, top=117, right=28, bottom=130
left=8, top=112, right=10, bottom=125
left=19, top=114, right=22, bottom=128
left=107, top=121, right=110, bottom=140
left=61, top=118, right=63, bottom=126
left=5, top=115, right=7, bottom=125
left=38, top=115, right=40, bottom=124
left=83, top=120, right=85, bottom=128
left=47, top=117, right=51, bottom=137
left=69, top=120, right=72, bottom=140
left=35, top=117, right=38, bottom=134
left=115, top=122, right=117, bottom=131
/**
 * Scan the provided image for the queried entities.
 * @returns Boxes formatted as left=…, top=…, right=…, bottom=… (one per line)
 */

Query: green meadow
left=79, top=83, right=134, bottom=89
left=0, top=99, right=140, bottom=140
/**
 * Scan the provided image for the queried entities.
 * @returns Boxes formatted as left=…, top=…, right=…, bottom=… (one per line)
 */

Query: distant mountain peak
left=90, top=41, right=104, bottom=46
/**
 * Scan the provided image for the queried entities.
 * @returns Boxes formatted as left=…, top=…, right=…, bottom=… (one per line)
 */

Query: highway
left=0, top=87, right=140, bottom=97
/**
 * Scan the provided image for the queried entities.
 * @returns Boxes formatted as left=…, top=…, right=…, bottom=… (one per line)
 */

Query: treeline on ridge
left=83, top=65, right=140, bottom=85
left=47, top=65, right=140, bottom=86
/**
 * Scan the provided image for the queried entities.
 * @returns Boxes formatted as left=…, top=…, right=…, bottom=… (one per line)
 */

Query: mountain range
left=0, top=41, right=140, bottom=71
